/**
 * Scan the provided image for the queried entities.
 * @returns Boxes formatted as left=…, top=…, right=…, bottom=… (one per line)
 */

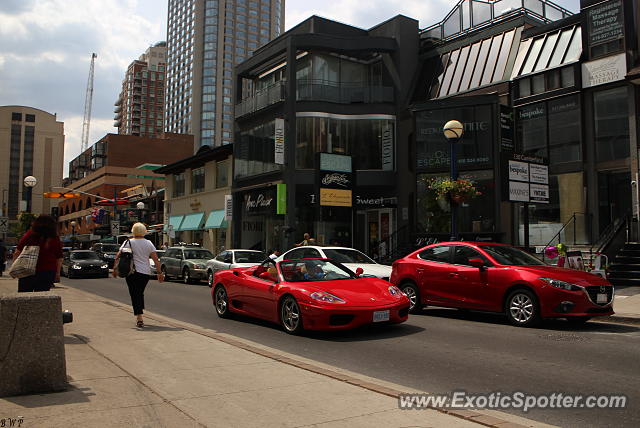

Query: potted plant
left=428, top=178, right=481, bottom=204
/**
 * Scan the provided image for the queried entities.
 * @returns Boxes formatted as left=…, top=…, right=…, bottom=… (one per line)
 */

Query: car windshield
left=279, top=259, right=354, bottom=282
left=71, top=251, right=99, bottom=260
left=184, top=249, right=213, bottom=259
left=235, top=251, right=267, bottom=263
left=102, top=244, right=120, bottom=252
left=323, top=248, right=375, bottom=264
left=479, top=245, right=545, bottom=266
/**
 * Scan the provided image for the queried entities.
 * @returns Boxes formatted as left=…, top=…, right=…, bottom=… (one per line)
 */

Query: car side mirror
left=355, top=267, right=364, bottom=277
left=468, top=258, right=485, bottom=269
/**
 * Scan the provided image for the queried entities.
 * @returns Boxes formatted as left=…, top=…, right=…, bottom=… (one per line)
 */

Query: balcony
left=235, top=81, right=286, bottom=118
left=296, top=80, right=394, bottom=104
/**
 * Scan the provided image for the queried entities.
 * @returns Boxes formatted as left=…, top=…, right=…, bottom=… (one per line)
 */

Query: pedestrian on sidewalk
left=294, top=232, right=316, bottom=247
left=13, top=215, right=63, bottom=292
left=113, top=222, right=164, bottom=328
left=0, top=239, right=6, bottom=277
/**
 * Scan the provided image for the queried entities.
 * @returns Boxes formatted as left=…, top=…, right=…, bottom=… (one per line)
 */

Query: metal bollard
left=62, top=310, right=73, bottom=324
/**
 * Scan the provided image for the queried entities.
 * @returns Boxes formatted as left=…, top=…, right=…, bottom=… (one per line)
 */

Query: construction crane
left=80, top=53, right=97, bottom=153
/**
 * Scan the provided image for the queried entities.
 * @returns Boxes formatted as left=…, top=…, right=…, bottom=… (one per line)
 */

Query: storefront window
left=548, top=95, right=581, bottom=163
left=516, top=102, right=547, bottom=158
left=594, top=86, right=629, bottom=162
left=235, top=120, right=281, bottom=178
left=415, top=105, right=493, bottom=172
left=296, top=115, right=395, bottom=170
left=416, top=170, right=495, bottom=235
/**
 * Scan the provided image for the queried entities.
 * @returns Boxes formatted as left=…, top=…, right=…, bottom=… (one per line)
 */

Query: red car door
left=243, top=261, right=278, bottom=320
left=414, top=245, right=456, bottom=305
left=447, top=245, right=493, bottom=309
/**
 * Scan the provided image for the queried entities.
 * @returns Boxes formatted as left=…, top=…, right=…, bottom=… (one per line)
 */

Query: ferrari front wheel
left=280, top=296, right=303, bottom=334
left=214, top=285, right=231, bottom=318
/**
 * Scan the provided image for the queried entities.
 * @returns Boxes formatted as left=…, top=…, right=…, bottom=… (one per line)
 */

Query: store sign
left=320, top=172, right=352, bottom=189
left=319, top=153, right=352, bottom=173
left=276, top=184, right=286, bottom=215
left=244, top=187, right=276, bottom=214
left=354, top=195, right=397, bottom=208
left=502, top=153, right=549, bottom=204
left=582, top=53, right=626, bottom=88
left=224, top=194, right=233, bottom=220
left=320, top=188, right=352, bottom=207
left=381, top=124, right=393, bottom=171
left=587, top=0, right=624, bottom=47
left=274, top=118, right=285, bottom=165
left=500, top=105, right=514, bottom=152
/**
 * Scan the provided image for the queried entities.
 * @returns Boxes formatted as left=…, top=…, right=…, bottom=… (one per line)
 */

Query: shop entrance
left=598, top=170, right=632, bottom=234
left=359, top=208, right=395, bottom=259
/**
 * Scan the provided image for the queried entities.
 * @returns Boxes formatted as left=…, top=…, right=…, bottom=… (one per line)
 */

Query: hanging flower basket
left=428, top=178, right=482, bottom=204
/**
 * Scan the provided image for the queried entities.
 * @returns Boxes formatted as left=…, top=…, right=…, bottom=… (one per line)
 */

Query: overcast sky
left=0, top=0, right=580, bottom=175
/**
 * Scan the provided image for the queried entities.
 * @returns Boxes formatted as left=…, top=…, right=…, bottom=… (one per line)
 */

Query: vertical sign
left=381, top=123, right=393, bottom=171
left=276, top=184, right=286, bottom=215
left=224, top=194, right=233, bottom=220
left=274, top=118, right=285, bottom=165
left=500, top=105, right=514, bottom=151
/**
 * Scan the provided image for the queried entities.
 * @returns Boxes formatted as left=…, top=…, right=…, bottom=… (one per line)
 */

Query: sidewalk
left=1, top=277, right=530, bottom=428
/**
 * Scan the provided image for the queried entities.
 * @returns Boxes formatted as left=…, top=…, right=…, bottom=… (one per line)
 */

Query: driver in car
left=302, top=262, right=325, bottom=280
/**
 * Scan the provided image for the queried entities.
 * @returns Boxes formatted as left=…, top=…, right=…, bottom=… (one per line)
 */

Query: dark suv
left=160, top=246, right=213, bottom=284
left=91, top=243, right=121, bottom=268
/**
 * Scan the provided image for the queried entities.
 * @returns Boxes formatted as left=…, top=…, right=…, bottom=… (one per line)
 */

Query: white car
left=149, top=250, right=165, bottom=274
left=276, top=246, right=392, bottom=280
left=206, top=249, right=268, bottom=286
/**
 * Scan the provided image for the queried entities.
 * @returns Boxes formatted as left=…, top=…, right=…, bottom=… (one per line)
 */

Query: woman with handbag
left=12, top=215, right=63, bottom=292
left=113, top=222, right=164, bottom=328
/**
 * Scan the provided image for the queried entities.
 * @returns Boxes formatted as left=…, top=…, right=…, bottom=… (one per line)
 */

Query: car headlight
left=101, top=264, right=108, bottom=269
left=194, top=263, right=206, bottom=269
left=310, top=291, right=346, bottom=304
left=388, top=285, right=404, bottom=297
left=539, top=277, right=582, bottom=291
left=72, top=264, right=82, bottom=270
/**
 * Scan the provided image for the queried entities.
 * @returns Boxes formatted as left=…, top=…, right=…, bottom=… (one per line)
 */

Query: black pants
left=18, top=271, right=55, bottom=292
left=126, top=272, right=150, bottom=315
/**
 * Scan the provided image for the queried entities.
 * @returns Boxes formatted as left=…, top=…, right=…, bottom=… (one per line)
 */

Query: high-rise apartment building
left=0, top=106, right=64, bottom=220
left=165, top=0, right=284, bottom=149
left=114, top=42, right=168, bottom=138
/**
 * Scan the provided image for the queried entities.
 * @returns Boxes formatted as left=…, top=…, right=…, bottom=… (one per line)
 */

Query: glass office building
left=165, top=0, right=284, bottom=150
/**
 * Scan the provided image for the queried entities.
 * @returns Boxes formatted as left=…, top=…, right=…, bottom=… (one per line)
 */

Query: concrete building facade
left=0, top=106, right=64, bottom=221
left=114, top=42, right=168, bottom=138
left=165, top=0, right=285, bottom=150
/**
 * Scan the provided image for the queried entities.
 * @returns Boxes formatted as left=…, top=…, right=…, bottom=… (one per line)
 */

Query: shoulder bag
left=9, top=245, right=40, bottom=279
left=116, top=239, right=136, bottom=277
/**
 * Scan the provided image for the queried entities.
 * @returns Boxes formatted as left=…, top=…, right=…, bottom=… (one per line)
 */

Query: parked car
left=91, top=243, right=121, bottom=268
left=61, top=250, right=109, bottom=279
left=205, top=249, right=267, bottom=286
left=149, top=250, right=165, bottom=274
left=390, top=242, right=615, bottom=327
left=211, top=258, right=409, bottom=334
left=160, top=246, right=214, bottom=284
left=277, top=246, right=392, bottom=280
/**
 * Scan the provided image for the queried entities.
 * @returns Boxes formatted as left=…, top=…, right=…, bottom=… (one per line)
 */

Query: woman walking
left=13, top=215, right=63, bottom=292
left=113, top=223, right=164, bottom=327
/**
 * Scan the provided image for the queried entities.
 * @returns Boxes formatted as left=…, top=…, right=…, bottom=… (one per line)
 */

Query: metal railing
left=541, top=212, right=592, bottom=262
left=235, top=81, right=286, bottom=118
left=296, top=80, right=394, bottom=104
left=591, top=214, right=630, bottom=262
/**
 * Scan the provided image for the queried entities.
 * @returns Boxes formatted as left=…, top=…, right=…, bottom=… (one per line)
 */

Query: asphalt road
left=62, top=276, right=640, bottom=428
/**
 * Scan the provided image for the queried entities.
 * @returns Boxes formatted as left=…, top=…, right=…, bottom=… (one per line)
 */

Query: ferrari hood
left=305, top=277, right=404, bottom=307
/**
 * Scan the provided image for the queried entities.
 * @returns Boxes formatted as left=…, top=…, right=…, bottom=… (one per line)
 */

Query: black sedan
left=62, top=250, right=110, bottom=279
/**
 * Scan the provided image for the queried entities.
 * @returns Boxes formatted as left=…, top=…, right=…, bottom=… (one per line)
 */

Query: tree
left=10, top=212, right=37, bottom=240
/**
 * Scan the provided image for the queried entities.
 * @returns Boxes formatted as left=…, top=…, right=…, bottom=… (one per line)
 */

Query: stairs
left=607, top=243, right=640, bottom=287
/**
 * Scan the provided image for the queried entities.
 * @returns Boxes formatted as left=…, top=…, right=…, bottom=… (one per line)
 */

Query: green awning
left=178, top=212, right=205, bottom=231
left=166, top=215, right=184, bottom=231
left=204, top=209, right=228, bottom=229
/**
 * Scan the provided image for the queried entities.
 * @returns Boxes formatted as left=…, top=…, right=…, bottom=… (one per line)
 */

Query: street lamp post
left=136, top=202, right=145, bottom=223
left=70, top=220, right=77, bottom=249
left=23, top=176, right=37, bottom=213
left=443, top=120, right=464, bottom=241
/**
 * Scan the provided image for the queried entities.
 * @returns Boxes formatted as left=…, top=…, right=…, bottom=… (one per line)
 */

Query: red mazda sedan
left=390, top=242, right=614, bottom=327
left=212, top=258, right=410, bottom=334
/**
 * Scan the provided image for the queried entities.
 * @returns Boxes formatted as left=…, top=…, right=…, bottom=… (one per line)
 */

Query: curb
left=73, top=291, right=533, bottom=428
left=594, top=315, right=640, bottom=325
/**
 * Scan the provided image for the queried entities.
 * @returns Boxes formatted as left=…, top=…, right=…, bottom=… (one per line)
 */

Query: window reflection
left=235, top=120, right=281, bottom=178
left=594, top=87, right=630, bottom=162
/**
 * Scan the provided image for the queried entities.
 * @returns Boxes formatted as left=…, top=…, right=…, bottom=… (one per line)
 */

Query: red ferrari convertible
left=211, top=258, right=410, bottom=334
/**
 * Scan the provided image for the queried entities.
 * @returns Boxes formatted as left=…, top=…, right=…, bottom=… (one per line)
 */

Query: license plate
left=597, top=293, right=608, bottom=303
left=373, top=310, right=390, bottom=322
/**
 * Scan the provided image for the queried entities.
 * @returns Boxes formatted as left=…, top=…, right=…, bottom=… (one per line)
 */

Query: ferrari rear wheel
left=280, top=296, right=303, bottom=334
left=214, top=285, right=231, bottom=318
left=400, top=282, right=421, bottom=314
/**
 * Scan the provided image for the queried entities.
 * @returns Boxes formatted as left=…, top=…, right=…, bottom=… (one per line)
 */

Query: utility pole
left=81, top=53, right=97, bottom=153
